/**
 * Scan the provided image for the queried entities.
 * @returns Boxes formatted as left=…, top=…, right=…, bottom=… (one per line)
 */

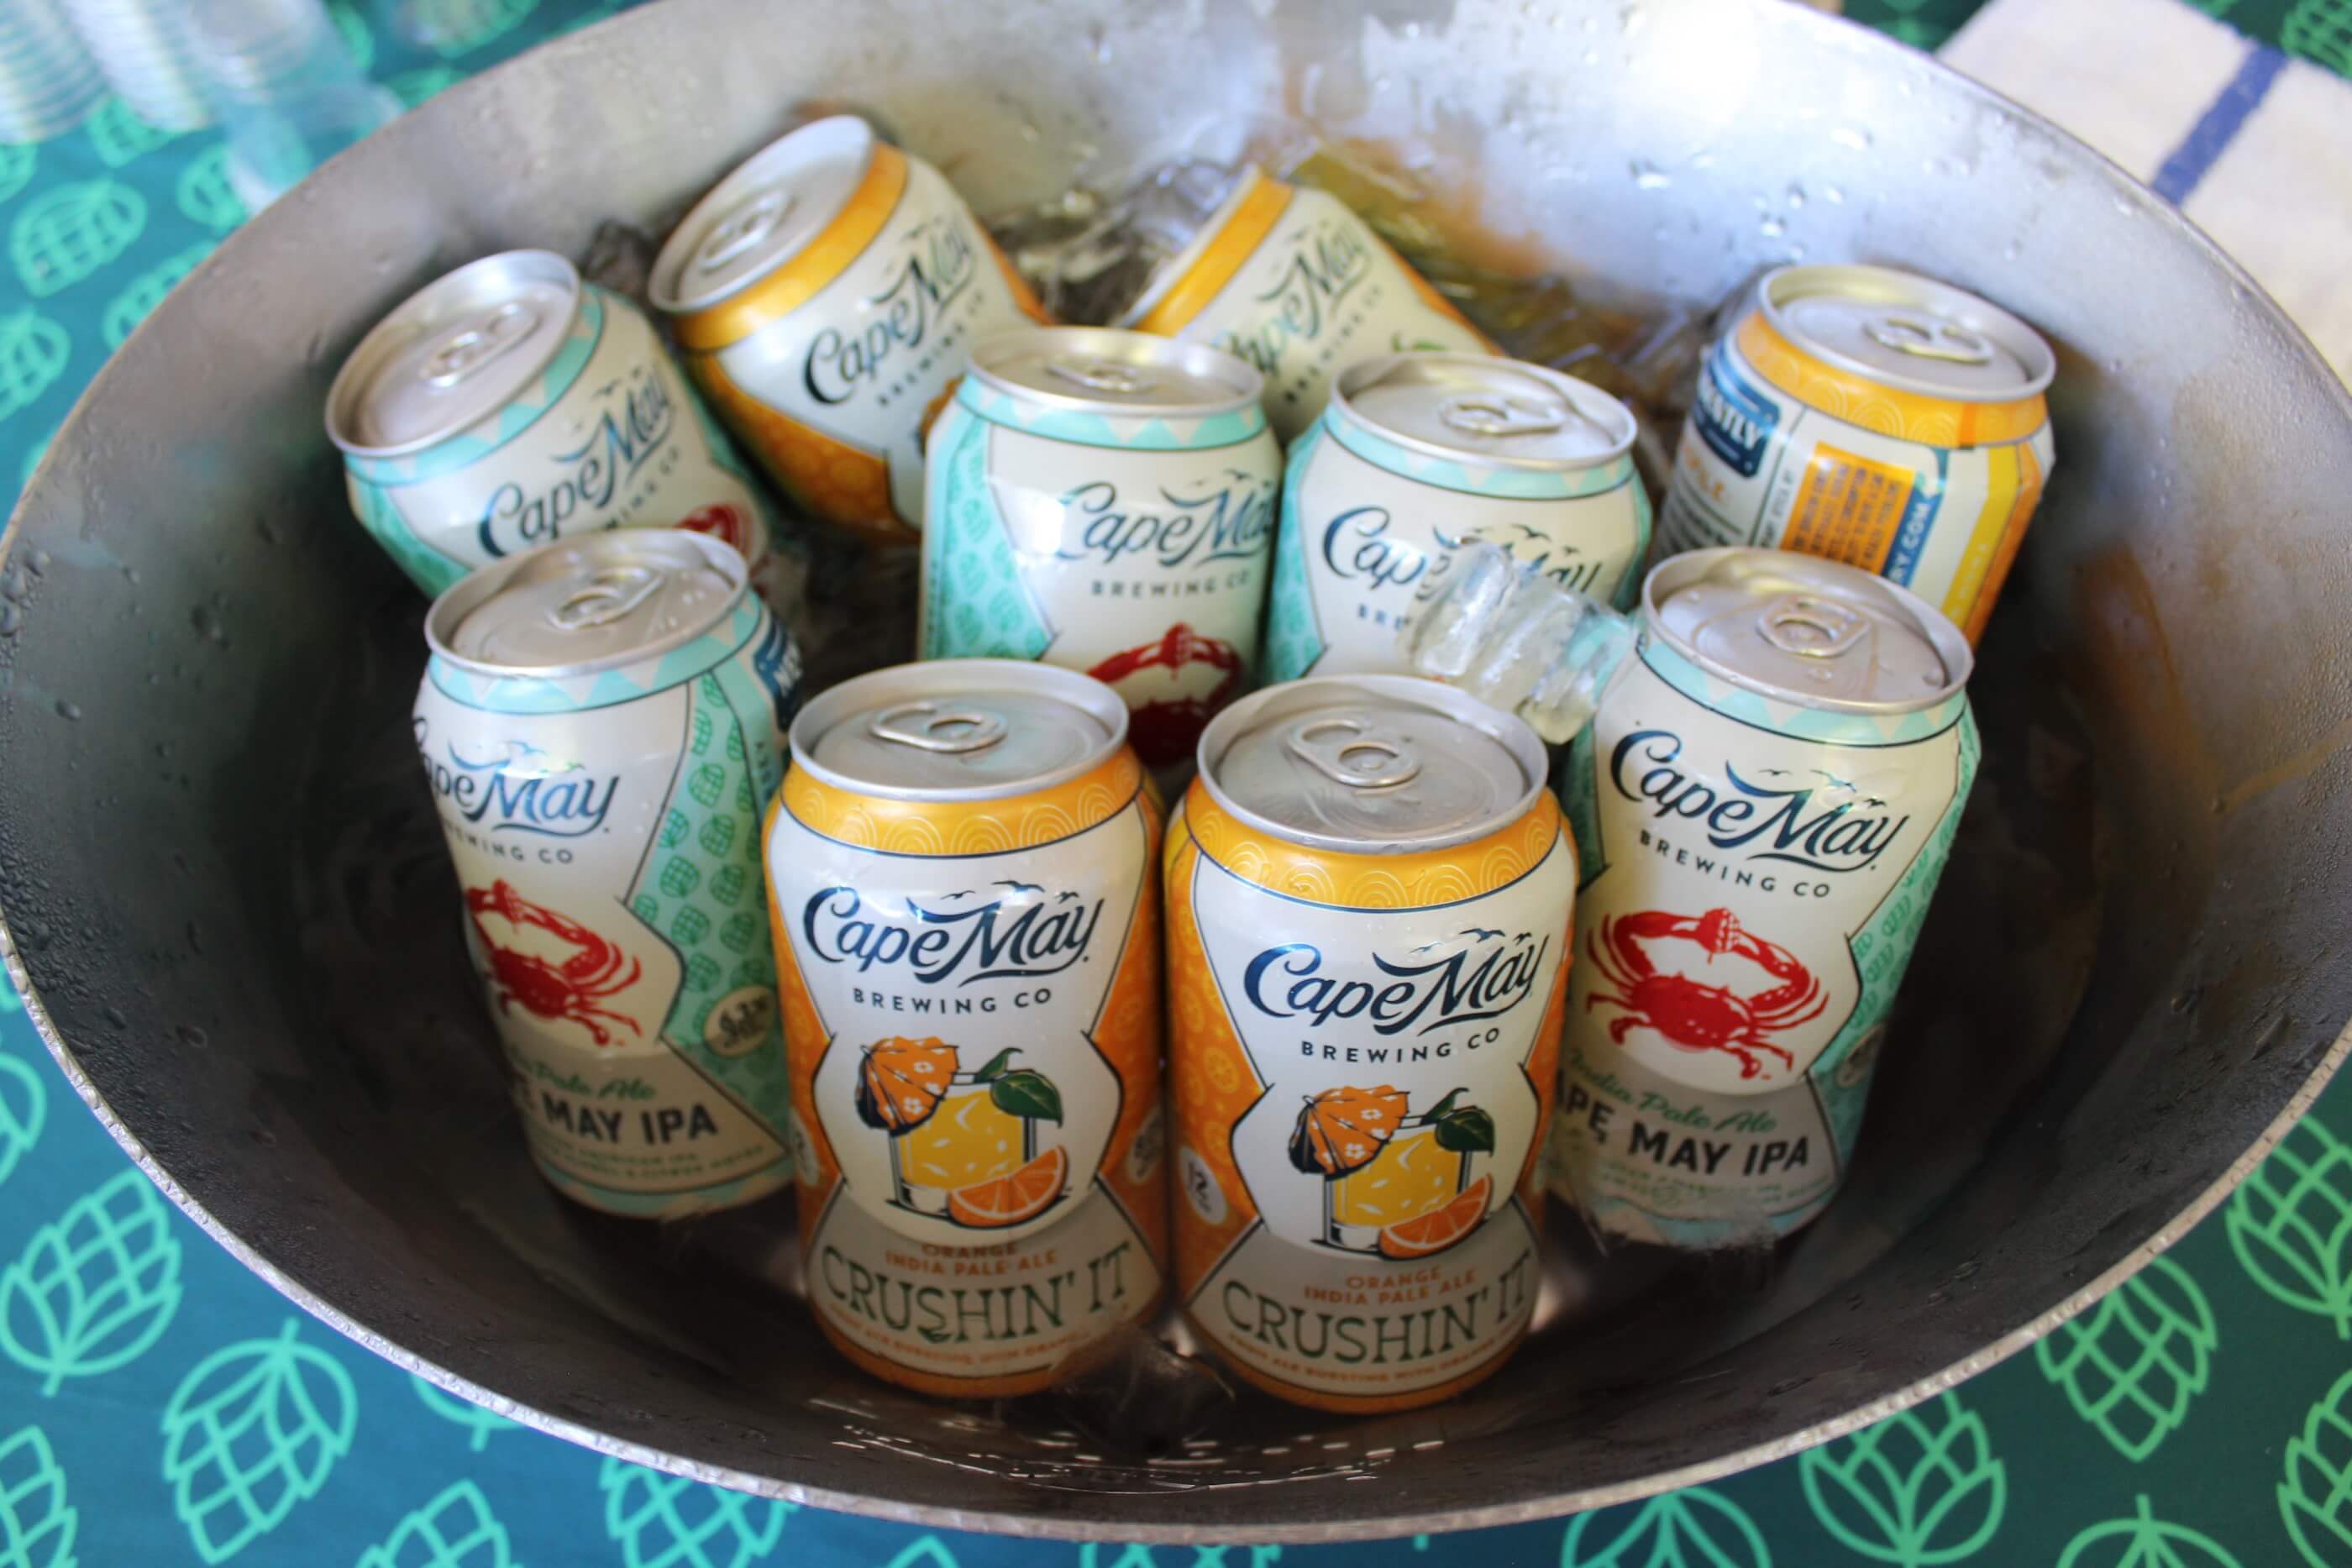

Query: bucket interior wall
left=1, top=0, right=2349, bottom=1540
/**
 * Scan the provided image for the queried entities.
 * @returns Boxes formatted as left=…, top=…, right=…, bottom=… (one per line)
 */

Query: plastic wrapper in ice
left=1042, top=1321, right=1235, bottom=1454
left=1399, top=543, right=1636, bottom=744
left=986, top=160, right=1240, bottom=326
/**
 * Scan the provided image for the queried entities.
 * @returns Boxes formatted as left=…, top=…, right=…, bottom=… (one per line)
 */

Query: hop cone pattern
left=2035, top=1255, right=2217, bottom=1461
left=2286, top=0, right=2352, bottom=76
left=926, top=408, right=1047, bottom=659
left=0, top=147, right=34, bottom=208
left=1799, top=1392, right=2005, bottom=1565
left=1079, top=1550, right=1278, bottom=1568
left=2282, top=1367, right=2352, bottom=1568
left=597, top=1458, right=788, bottom=1568
left=1561, top=1486, right=1771, bottom=1566
left=83, top=99, right=176, bottom=170
left=161, top=1319, right=357, bottom=1564
left=407, top=1376, right=515, bottom=1452
left=0, top=313, right=69, bottom=422
left=0, top=1167, right=182, bottom=1395
left=0, top=1424, right=75, bottom=1568
left=175, top=150, right=245, bottom=234
left=355, top=1481, right=516, bottom=1568
left=2058, top=1497, right=2242, bottom=1568
left=0, top=1051, right=44, bottom=1188
left=10, top=183, right=144, bottom=299
left=2229, top=1117, right=2352, bottom=1336
left=1262, top=424, right=1326, bottom=681
left=102, top=243, right=213, bottom=349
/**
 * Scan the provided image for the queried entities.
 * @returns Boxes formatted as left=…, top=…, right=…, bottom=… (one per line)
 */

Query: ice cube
left=1402, top=543, right=1635, bottom=743
left=983, top=160, right=1241, bottom=326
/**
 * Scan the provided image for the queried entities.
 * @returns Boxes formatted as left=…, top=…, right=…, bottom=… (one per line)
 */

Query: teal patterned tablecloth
left=6, top=3, right=2352, bottom=1565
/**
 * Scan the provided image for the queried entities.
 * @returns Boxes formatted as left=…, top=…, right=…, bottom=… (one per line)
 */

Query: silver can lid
left=969, top=327, right=1263, bottom=418
left=649, top=115, right=876, bottom=315
left=426, top=529, right=748, bottom=678
left=1333, top=353, right=1636, bottom=470
left=327, top=250, right=581, bottom=456
left=1199, top=676, right=1546, bottom=853
left=1644, top=548, right=1972, bottom=714
left=790, top=660, right=1130, bottom=801
left=1760, top=264, right=2055, bottom=402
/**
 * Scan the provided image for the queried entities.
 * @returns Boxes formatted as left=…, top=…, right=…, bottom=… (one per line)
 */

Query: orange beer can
left=764, top=660, right=1166, bottom=1396
left=1164, top=675, right=1576, bottom=1413
left=651, top=117, right=1050, bottom=546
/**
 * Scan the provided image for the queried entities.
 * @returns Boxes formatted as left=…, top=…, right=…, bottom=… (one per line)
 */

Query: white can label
left=708, top=158, right=1039, bottom=529
left=1551, top=637, right=1974, bottom=1241
left=1263, top=416, right=1650, bottom=684
left=1180, top=830, right=1573, bottom=1403
left=350, top=288, right=777, bottom=597
left=412, top=616, right=801, bottom=1215
left=918, top=390, right=1283, bottom=767
left=1167, top=186, right=1491, bottom=443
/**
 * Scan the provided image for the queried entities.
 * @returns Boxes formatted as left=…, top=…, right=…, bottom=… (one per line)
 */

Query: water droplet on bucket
left=54, top=699, right=80, bottom=721
left=1759, top=217, right=1786, bottom=238
left=0, top=603, right=18, bottom=637
left=103, top=1005, right=127, bottom=1029
left=1630, top=160, right=1670, bottom=190
left=1830, top=125, right=1873, bottom=151
left=176, top=1024, right=208, bottom=1048
left=25, top=550, right=49, bottom=576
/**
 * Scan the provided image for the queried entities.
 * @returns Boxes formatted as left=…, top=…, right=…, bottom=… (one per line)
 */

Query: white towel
left=1942, top=0, right=2352, bottom=384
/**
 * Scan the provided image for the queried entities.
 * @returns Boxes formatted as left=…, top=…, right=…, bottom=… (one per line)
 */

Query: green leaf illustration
left=409, top=1376, right=516, bottom=1452
left=0, top=312, right=68, bottom=423
left=597, top=1456, right=790, bottom=1568
left=879, top=1541, right=957, bottom=1568
left=1424, top=1088, right=1466, bottom=1121
left=161, top=1319, right=356, bottom=1564
left=990, top=1068, right=1063, bottom=1124
left=176, top=149, right=245, bottom=234
left=84, top=98, right=177, bottom=169
left=1800, top=1392, right=2004, bottom=1565
left=2229, top=1117, right=2352, bottom=1337
left=2058, top=1496, right=2241, bottom=1568
left=2282, top=1366, right=2352, bottom=1567
left=0, top=1424, right=76, bottom=1568
left=390, top=68, right=463, bottom=108
left=1434, top=1106, right=1497, bottom=1156
left=969, top=1048, right=1018, bottom=1083
left=356, top=1480, right=515, bottom=1568
left=0, top=1051, right=45, bottom=1188
left=0, top=146, right=34, bottom=208
left=328, top=3, right=374, bottom=73
left=102, top=243, right=213, bottom=349
left=0, top=1167, right=183, bottom=1395
left=12, top=183, right=145, bottom=299
left=2035, top=1255, right=2216, bottom=1461
left=1078, top=1550, right=1279, bottom=1568
left=1561, top=1485, right=1771, bottom=1566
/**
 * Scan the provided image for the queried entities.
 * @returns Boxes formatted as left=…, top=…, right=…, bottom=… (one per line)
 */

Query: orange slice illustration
left=858, top=1036, right=958, bottom=1132
left=1378, top=1174, right=1492, bottom=1261
left=948, top=1146, right=1068, bottom=1229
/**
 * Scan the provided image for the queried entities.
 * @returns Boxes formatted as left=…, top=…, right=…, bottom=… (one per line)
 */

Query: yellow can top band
left=1177, top=780, right=1562, bottom=910
left=674, top=144, right=911, bottom=353
left=1736, top=311, right=2047, bottom=448
left=779, top=746, right=1144, bottom=856
left=1131, top=173, right=1295, bottom=338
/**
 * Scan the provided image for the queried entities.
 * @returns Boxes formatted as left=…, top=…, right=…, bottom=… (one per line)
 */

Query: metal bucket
left=2, top=0, right=2348, bottom=1541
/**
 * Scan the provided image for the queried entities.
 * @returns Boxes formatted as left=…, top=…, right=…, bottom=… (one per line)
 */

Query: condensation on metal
left=428, top=529, right=746, bottom=677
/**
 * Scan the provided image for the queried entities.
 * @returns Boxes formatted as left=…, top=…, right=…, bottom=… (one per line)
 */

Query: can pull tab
left=1759, top=595, right=1870, bottom=658
left=1046, top=356, right=1157, bottom=396
left=1283, top=716, right=1421, bottom=790
left=1440, top=393, right=1568, bottom=438
left=1865, top=312, right=1995, bottom=366
left=697, top=189, right=794, bottom=273
left=549, top=565, right=662, bottom=631
left=869, top=701, right=1009, bottom=755
left=423, top=302, right=538, bottom=388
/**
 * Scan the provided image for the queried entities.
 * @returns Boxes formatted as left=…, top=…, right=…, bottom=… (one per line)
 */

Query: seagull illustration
left=1863, top=795, right=1887, bottom=809
left=1461, top=926, right=1505, bottom=941
left=1055, top=889, right=1082, bottom=903
left=1813, top=768, right=1856, bottom=791
left=995, top=879, right=1043, bottom=895
left=1756, top=767, right=1790, bottom=778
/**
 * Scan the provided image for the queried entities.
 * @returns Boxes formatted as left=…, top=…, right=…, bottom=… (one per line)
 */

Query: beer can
left=1653, top=264, right=2057, bottom=645
left=650, top=115, right=1051, bottom=546
left=764, top=660, right=1167, bottom=1396
left=1263, top=352, right=1649, bottom=684
left=1551, top=548, right=1977, bottom=1247
left=916, top=327, right=1284, bottom=772
left=329, top=249, right=785, bottom=600
left=1166, top=675, right=1576, bottom=1413
left=1121, top=165, right=1495, bottom=442
left=413, top=530, right=806, bottom=1217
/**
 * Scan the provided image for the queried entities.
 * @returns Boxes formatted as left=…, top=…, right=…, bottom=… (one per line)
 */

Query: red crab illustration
left=1585, top=907, right=1827, bottom=1081
left=465, top=879, right=643, bottom=1046
left=1087, top=623, right=1244, bottom=766
left=678, top=501, right=757, bottom=564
